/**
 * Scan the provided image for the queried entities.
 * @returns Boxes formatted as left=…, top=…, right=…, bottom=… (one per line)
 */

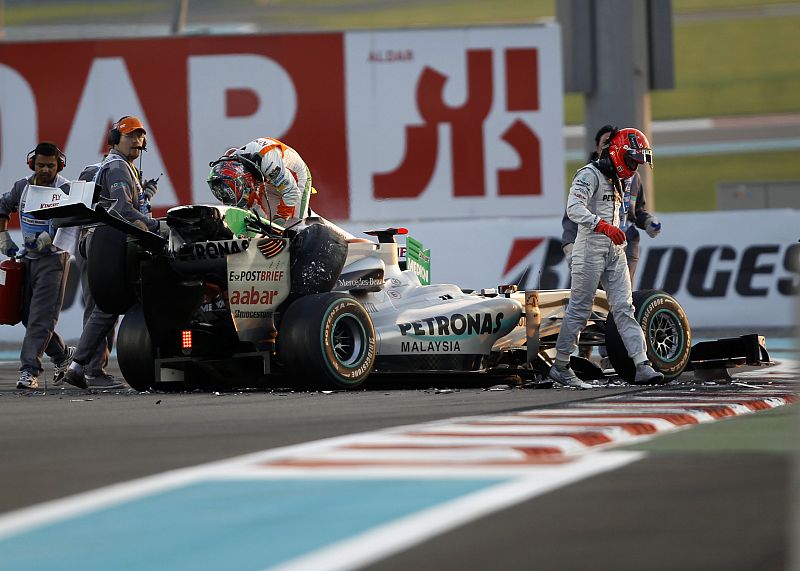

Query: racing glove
left=33, top=231, right=53, bottom=253
left=644, top=215, right=662, bottom=238
left=594, top=219, right=626, bottom=245
left=0, top=230, right=19, bottom=257
left=143, top=178, right=159, bottom=200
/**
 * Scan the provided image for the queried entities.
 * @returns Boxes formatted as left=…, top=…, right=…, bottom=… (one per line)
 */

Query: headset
left=107, top=115, right=127, bottom=146
left=27, top=141, right=66, bottom=172
left=107, top=115, right=148, bottom=151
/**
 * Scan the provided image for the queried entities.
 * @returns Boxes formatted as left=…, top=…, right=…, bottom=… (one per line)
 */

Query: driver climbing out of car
left=549, top=127, right=664, bottom=389
left=207, top=137, right=313, bottom=228
left=207, top=137, right=358, bottom=241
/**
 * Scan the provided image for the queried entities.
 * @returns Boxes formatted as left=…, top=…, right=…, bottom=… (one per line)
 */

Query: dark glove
left=143, top=178, right=159, bottom=200
left=0, top=230, right=19, bottom=257
left=34, top=231, right=52, bottom=253
left=594, top=220, right=626, bottom=245
left=644, top=215, right=661, bottom=238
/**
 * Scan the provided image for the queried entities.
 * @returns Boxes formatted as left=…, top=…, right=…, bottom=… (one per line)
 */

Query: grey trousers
left=76, top=231, right=114, bottom=375
left=20, top=252, right=70, bottom=374
left=73, top=231, right=119, bottom=367
left=556, top=238, right=647, bottom=365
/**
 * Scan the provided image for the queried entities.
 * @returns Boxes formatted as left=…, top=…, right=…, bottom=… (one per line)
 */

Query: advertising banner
left=345, top=26, right=564, bottom=220
left=0, top=33, right=350, bottom=218
left=0, top=25, right=562, bottom=224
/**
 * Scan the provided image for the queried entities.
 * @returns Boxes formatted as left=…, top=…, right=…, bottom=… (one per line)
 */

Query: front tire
left=605, top=290, right=691, bottom=384
left=279, top=293, right=376, bottom=389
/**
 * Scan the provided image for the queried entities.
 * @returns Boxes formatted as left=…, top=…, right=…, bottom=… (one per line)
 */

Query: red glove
left=594, top=219, right=626, bottom=245
left=276, top=198, right=294, bottom=220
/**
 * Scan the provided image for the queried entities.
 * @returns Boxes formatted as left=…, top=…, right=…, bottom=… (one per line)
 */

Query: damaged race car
left=28, top=181, right=770, bottom=392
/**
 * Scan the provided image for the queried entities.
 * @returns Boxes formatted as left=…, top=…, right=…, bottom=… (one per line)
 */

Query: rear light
left=181, top=330, right=192, bottom=350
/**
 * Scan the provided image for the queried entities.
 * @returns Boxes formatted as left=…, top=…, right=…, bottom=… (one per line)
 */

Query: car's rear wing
left=687, top=334, right=773, bottom=382
left=24, top=181, right=167, bottom=250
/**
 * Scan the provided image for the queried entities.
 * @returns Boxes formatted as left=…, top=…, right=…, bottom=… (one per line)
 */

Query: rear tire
left=279, top=293, right=376, bottom=389
left=87, top=225, right=137, bottom=315
left=605, top=290, right=691, bottom=384
left=117, top=304, right=157, bottom=392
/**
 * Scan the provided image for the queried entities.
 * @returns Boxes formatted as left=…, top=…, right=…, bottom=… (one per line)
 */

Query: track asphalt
left=0, top=354, right=796, bottom=570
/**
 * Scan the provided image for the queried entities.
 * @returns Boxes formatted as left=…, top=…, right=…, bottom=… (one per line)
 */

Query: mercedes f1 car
left=28, top=182, right=770, bottom=391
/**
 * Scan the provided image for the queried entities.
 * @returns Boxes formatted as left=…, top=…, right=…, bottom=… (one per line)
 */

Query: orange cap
left=117, top=115, right=146, bottom=135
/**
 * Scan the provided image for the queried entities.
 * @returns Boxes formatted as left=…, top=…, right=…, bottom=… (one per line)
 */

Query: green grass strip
left=621, top=405, right=797, bottom=454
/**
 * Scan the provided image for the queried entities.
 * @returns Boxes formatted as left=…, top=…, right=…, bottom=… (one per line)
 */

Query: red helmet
left=607, top=128, right=653, bottom=179
left=207, top=159, right=257, bottom=207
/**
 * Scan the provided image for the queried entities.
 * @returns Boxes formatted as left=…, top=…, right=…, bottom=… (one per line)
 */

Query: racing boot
left=548, top=363, right=593, bottom=390
left=634, top=361, right=665, bottom=384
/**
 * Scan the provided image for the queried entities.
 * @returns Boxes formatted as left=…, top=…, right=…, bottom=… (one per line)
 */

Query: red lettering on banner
left=99, top=119, right=114, bottom=155
left=420, top=51, right=492, bottom=197
left=503, top=238, right=544, bottom=275
left=372, top=123, right=437, bottom=199
left=498, top=120, right=541, bottom=196
left=374, top=50, right=492, bottom=199
left=0, top=34, right=350, bottom=219
left=505, top=48, right=539, bottom=111
left=373, top=48, right=541, bottom=200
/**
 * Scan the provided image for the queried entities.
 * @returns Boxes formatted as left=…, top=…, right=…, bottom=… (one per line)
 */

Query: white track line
left=269, top=452, right=643, bottom=571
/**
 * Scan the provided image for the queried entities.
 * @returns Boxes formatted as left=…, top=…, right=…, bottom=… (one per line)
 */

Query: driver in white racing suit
left=223, top=137, right=313, bottom=226
left=207, top=138, right=355, bottom=240
left=549, top=127, right=664, bottom=389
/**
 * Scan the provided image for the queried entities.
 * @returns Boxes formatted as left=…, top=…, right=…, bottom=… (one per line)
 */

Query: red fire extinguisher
left=0, top=257, right=24, bottom=325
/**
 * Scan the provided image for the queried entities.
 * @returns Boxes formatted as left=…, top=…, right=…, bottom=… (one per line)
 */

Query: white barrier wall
left=345, top=26, right=564, bottom=220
